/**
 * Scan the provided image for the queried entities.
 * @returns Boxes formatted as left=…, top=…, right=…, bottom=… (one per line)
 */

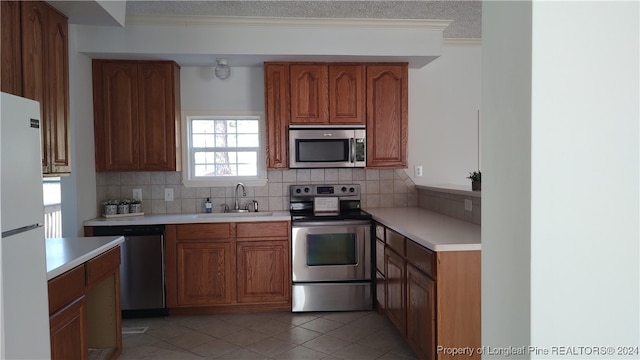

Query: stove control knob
left=304, top=187, right=310, bottom=193
left=295, top=188, right=301, bottom=194
left=349, top=187, right=355, bottom=193
left=341, top=187, right=347, bottom=192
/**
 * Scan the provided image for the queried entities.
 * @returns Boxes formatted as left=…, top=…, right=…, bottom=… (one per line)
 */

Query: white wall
left=408, top=41, right=482, bottom=187
left=529, top=1, right=639, bottom=352
left=180, top=67, right=264, bottom=111
left=61, top=25, right=98, bottom=237
left=482, top=1, right=639, bottom=356
left=481, top=1, right=532, bottom=354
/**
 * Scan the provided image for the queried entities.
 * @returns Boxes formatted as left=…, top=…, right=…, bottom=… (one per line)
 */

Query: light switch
left=464, top=199, right=473, bottom=212
left=164, top=188, right=174, bottom=202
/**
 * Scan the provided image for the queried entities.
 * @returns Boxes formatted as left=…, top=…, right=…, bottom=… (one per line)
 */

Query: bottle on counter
left=205, top=198, right=212, bottom=213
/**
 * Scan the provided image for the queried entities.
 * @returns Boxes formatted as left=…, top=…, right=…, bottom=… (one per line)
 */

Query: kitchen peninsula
left=366, top=207, right=481, bottom=360
left=46, top=236, right=124, bottom=360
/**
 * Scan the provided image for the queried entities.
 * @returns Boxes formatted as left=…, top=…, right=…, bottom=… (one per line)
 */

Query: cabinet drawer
left=406, top=240, right=436, bottom=279
left=48, top=265, right=85, bottom=314
left=376, top=239, right=385, bottom=274
left=86, top=247, right=120, bottom=286
left=375, top=224, right=385, bottom=241
left=237, top=221, right=289, bottom=239
left=177, top=223, right=232, bottom=240
left=385, top=229, right=405, bottom=256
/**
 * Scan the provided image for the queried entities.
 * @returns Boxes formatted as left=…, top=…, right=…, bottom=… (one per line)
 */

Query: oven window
left=296, top=139, right=349, bottom=162
left=306, top=233, right=357, bottom=266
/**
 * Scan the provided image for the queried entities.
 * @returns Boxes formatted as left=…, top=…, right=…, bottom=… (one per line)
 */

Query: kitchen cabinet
left=1, top=1, right=71, bottom=175
left=264, top=63, right=290, bottom=169
left=1, top=1, right=22, bottom=95
left=48, top=247, right=122, bottom=360
left=165, top=221, right=291, bottom=313
left=407, top=263, right=436, bottom=360
left=384, top=229, right=407, bottom=337
left=168, top=223, right=235, bottom=306
left=92, top=60, right=181, bottom=172
left=289, top=64, right=365, bottom=125
left=376, top=223, right=480, bottom=360
left=366, top=64, right=408, bottom=168
left=236, top=221, right=290, bottom=304
left=375, top=224, right=386, bottom=310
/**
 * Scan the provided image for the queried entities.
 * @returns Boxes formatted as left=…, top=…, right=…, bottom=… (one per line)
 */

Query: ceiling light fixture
left=215, top=59, right=230, bottom=80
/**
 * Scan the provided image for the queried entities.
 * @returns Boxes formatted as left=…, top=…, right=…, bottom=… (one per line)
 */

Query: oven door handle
left=292, top=220, right=371, bottom=227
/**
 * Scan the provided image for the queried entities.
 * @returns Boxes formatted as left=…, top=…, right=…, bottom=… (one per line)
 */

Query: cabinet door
left=376, top=270, right=385, bottom=311
left=366, top=64, right=408, bottom=168
left=21, top=1, right=49, bottom=171
left=236, top=240, right=290, bottom=303
left=92, top=61, right=139, bottom=171
left=1, top=0, right=22, bottom=95
left=138, top=62, right=179, bottom=171
left=264, top=63, right=290, bottom=168
left=385, top=247, right=406, bottom=336
left=46, top=7, right=70, bottom=174
left=407, top=264, right=436, bottom=360
left=49, top=296, right=88, bottom=360
left=290, top=64, right=328, bottom=124
left=176, top=242, right=235, bottom=306
left=329, top=65, right=365, bottom=124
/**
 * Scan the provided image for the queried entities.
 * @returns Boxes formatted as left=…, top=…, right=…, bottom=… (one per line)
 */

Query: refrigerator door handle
left=1, top=224, right=41, bottom=238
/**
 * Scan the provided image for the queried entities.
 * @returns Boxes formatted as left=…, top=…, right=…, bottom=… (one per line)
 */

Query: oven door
left=291, top=220, right=371, bottom=282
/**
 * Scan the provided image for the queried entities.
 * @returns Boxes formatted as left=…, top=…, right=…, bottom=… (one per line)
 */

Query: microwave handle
left=349, top=138, right=355, bottom=163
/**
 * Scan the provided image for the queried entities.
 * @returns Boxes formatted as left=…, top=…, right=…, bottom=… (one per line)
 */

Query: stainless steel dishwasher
left=93, top=225, right=167, bottom=318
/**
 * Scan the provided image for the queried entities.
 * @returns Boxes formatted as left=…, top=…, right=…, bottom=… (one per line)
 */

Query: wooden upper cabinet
left=1, top=1, right=22, bottom=95
left=290, top=64, right=328, bottom=124
left=138, top=63, right=180, bottom=171
left=366, top=64, right=408, bottom=168
left=329, top=65, right=365, bottom=124
left=2, top=1, right=70, bottom=175
left=289, top=64, right=365, bottom=125
left=264, top=63, right=290, bottom=169
left=46, top=8, right=71, bottom=174
left=93, top=60, right=181, bottom=172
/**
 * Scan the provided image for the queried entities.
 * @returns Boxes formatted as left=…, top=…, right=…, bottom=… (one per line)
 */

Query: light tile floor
left=121, top=311, right=417, bottom=359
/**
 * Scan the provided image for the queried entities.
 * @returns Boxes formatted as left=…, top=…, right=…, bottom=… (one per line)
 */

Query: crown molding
left=443, top=38, right=482, bottom=45
left=126, top=15, right=453, bottom=31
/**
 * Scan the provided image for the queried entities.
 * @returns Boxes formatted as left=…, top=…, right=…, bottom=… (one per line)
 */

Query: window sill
left=182, top=177, right=268, bottom=188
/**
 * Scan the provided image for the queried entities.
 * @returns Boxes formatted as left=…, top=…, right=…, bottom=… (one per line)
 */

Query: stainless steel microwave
left=289, top=126, right=366, bottom=168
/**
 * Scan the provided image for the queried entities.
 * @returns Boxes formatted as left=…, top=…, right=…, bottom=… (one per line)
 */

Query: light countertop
left=364, top=207, right=480, bottom=252
left=83, top=212, right=291, bottom=226
left=46, top=236, right=125, bottom=280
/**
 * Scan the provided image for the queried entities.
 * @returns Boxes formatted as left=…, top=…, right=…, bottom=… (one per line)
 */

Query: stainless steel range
left=290, top=184, right=373, bottom=312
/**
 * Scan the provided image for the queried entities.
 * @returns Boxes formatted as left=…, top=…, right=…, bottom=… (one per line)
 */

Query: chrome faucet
left=234, top=182, right=246, bottom=211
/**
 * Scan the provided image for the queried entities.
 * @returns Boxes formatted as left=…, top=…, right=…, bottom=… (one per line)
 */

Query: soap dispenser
left=205, top=198, right=212, bottom=213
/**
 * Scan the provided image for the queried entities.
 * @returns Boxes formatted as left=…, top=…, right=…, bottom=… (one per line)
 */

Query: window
left=182, top=114, right=266, bottom=187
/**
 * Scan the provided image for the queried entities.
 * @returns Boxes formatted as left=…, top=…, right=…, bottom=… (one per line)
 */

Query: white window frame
left=181, top=111, right=267, bottom=187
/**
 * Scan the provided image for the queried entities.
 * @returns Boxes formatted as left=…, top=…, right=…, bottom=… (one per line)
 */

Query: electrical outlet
left=464, top=199, right=473, bottom=212
left=164, top=188, right=174, bottom=202
left=132, top=188, right=142, bottom=200
left=415, top=165, right=423, bottom=177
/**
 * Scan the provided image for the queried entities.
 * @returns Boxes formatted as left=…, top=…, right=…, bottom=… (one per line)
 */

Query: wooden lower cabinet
left=50, top=296, right=87, bottom=360
left=48, top=247, right=122, bottom=360
left=376, top=224, right=480, bottom=360
left=236, top=240, right=289, bottom=303
left=166, top=221, right=291, bottom=313
left=176, top=241, right=235, bottom=306
left=407, top=264, right=436, bottom=360
left=384, top=248, right=406, bottom=336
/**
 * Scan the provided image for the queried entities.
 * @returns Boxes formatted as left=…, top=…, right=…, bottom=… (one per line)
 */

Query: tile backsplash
left=417, top=188, right=481, bottom=225
left=96, top=169, right=417, bottom=215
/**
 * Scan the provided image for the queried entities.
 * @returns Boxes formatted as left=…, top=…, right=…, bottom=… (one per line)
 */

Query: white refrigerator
left=0, top=92, right=51, bottom=359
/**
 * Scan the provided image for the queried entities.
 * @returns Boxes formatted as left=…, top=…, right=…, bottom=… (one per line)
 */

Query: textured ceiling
left=126, top=1, right=482, bottom=38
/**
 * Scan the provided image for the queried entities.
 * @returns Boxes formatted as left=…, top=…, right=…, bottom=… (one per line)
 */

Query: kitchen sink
left=196, top=212, right=274, bottom=218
